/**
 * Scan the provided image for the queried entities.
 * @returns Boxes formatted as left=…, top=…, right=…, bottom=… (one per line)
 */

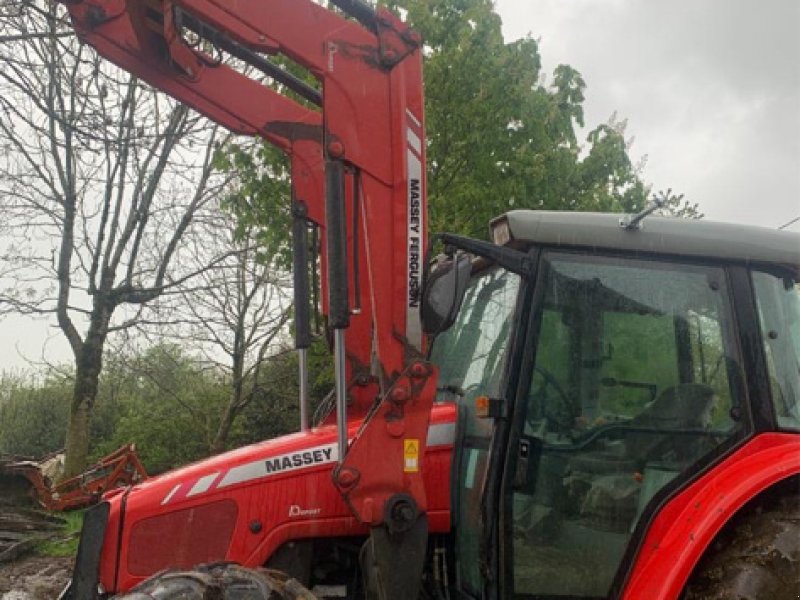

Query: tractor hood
left=129, top=424, right=343, bottom=507
left=89, top=403, right=456, bottom=593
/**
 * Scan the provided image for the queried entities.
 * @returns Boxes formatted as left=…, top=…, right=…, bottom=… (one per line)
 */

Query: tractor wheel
left=113, top=563, right=317, bottom=600
left=682, top=490, right=800, bottom=600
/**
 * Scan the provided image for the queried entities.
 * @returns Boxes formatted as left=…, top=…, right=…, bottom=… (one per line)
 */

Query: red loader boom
left=57, top=0, right=435, bottom=596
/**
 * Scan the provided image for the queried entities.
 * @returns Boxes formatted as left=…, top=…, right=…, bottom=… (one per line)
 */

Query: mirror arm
left=437, top=233, right=533, bottom=277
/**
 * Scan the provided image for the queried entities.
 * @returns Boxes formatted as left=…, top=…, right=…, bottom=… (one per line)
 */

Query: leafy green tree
left=218, top=0, right=680, bottom=246
left=91, top=342, right=332, bottom=471
left=213, top=144, right=293, bottom=267
left=0, top=2, right=232, bottom=478
left=387, top=0, right=651, bottom=236
left=0, top=371, right=71, bottom=456
left=0, top=338, right=336, bottom=473
left=91, top=345, right=228, bottom=472
left=231, top=336, right=336, bottom=447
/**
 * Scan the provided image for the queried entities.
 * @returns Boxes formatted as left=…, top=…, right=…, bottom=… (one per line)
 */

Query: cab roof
left=492, top=210, right=800, bottom=272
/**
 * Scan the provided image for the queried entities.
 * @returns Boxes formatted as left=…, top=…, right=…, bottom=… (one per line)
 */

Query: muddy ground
left=0, top=555, right=72, bottom=600
left=0, top=474, right=73, bottom=600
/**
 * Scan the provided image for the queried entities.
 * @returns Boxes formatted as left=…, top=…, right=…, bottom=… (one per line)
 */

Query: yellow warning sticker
left=403, top=438, right=420, bottom=473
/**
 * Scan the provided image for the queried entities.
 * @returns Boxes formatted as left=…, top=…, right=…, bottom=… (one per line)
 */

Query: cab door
left=500, top=251, right=747, bottom=599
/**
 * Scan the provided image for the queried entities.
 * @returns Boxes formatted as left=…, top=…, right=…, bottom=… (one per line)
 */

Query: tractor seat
left=569, top=383, right=715, bottom=475
left=566, top=383, right=716, bottom=531
left=625, top=382, right=715, bottom=460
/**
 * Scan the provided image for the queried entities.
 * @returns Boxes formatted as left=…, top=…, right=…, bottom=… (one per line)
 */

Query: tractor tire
left=682, top=490, right=800, bottom=600
left=113, top=563, right=317, bottom=600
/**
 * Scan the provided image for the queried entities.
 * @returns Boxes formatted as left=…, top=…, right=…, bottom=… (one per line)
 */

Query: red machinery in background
left=1, top=444, right=147, bottom=512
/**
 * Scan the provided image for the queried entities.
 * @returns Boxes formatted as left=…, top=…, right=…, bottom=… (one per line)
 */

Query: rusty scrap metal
left=0, top=443, right=147, bottom=512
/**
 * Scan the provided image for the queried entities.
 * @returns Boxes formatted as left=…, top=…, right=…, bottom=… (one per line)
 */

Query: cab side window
left=752, top=271, right=800, bottom=429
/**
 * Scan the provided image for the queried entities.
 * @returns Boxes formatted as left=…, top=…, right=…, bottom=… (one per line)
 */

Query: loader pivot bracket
left=385, top=493, right=419, bottom=535
left=374, top=10, right=421, bottom=68
left=329, top=0, right=421, bottom=68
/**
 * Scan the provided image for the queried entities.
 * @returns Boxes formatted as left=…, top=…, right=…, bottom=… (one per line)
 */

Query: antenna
left=620, top=193, right=667, bottom=231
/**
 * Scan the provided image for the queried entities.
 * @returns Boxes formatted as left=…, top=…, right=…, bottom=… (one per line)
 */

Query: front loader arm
left=62, top=0, right=323, bottom=148
left=58, top=0, right=436, bottom=595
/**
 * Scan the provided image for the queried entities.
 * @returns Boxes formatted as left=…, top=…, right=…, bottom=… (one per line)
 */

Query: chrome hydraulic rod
left=298, top=348, right=310, bottom=432
left=292, top=199, right=312, bottom=432
left=334, top=328, right=348, bottom=463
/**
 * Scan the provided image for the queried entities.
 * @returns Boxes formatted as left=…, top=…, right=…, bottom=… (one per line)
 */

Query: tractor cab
left=428, top=210, right=800, bottom=599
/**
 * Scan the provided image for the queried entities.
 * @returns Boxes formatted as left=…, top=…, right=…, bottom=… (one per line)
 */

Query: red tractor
left=55, top=1, right=800, bottom=599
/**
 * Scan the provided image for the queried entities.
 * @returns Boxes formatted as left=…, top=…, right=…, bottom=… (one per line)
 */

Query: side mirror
left=422, top=252, right=471, bottom=335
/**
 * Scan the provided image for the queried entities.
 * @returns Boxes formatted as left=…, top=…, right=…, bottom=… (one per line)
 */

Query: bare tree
left=0, top=2, right=233, bottom=476
left=133, top=216, right=294, bottom=454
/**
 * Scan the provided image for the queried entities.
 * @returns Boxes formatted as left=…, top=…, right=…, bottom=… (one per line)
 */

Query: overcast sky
left=1, top=0, right=799, bottom=371
left=496, top=0, right=800, bottom=228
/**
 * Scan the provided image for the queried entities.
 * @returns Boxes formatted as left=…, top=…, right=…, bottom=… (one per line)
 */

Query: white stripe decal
left=406, top=146, right=423, bottom=350
left=187, top=472, right=219, bottom=497
left=406, top=108, right=422, bottom=128
left=218, top=443, right=338, bottom=489
left=162, top=422, right=454, bottom=502
left=161, top=484, right=181, bottom=505
left=407, top=128, right=422, bottom=155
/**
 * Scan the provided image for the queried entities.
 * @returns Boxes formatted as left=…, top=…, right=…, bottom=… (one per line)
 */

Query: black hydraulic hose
left=326, top=160, right=350, bottom=329
left=329, top=0, right=379, bottom=34
left=176, top=9, right=323, bottom=106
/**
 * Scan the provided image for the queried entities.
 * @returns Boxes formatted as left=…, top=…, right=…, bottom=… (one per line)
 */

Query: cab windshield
left=429, top=266, right=521, bottom=596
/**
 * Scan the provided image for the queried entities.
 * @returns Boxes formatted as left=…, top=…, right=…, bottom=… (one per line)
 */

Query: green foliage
left=36, top=510, right=84, bottom=558
left=599, top=313, right=680, bottom=416
left=0, top=341, right=334, bottom=475
left=653, top=188, right=703, bottom=219
left=397, top=0, right=652, bottom=235
left=213, top=143, right=293, bottom=267
left=211, top=51, right=319, bottom=268
left=95, top=341, right=333, bottom=469
left=91, top=345, right=229, bottom=473
left=0, top=372, right=71, bottom=457
left=231, top=337, right=334, bottom=447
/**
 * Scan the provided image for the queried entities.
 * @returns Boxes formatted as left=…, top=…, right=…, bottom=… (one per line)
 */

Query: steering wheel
left=528, top=366, right=574, bottom=431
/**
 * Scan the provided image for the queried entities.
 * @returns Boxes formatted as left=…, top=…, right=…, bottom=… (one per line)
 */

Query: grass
left=36, top=510, right=84, bottom=557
